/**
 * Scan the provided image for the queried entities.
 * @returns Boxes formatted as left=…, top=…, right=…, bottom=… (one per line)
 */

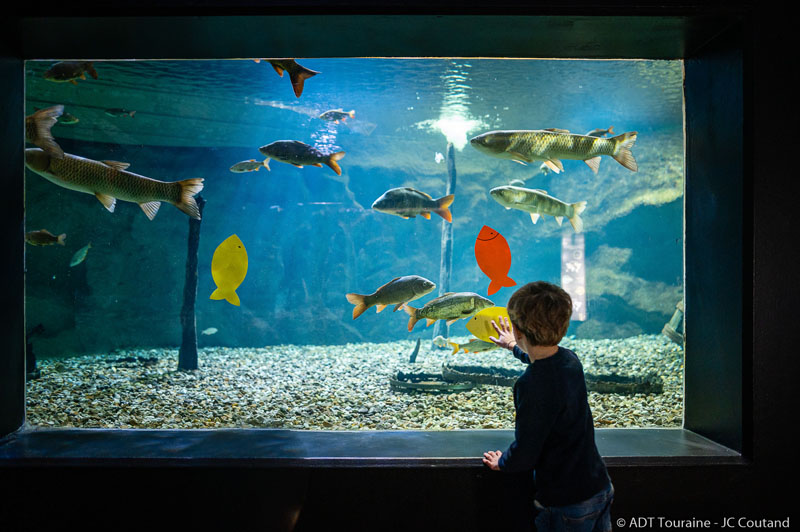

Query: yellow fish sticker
left=210, top=234, right=248, bottom=306
left=465, top=306, right=512, bottom=343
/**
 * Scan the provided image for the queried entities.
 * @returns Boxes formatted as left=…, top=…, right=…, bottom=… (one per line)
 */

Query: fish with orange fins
left=259, top=140, right=345, bottom=176
left=372, top=187, right=454, bottom=222
left=346, top=275, right=435, bottom=319
left=43, top=61, right=99, bottom=85
left=320, top=109, right=355, bottom=123
left=255, top=59, right=320, bottom=98
left=474, top=225, right=516, bottom=296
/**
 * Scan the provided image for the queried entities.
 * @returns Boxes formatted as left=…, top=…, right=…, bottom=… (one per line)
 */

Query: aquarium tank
left=23, top=58, right=684, bottom=431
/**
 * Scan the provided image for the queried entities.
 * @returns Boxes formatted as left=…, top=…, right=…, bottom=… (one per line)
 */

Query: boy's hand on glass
left=489, top=316, right=517, bottom=351
left=482, top=450, right=502, bottom=471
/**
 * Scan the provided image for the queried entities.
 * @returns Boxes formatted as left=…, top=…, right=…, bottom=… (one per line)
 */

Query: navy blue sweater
left=498, top=345, right=610, bottom=507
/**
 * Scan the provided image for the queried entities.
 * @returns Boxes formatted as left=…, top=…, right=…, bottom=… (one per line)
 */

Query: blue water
left=24, top=58, right=684, bottom=356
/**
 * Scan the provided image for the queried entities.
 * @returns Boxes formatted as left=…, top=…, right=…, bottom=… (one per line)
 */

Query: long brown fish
left=346, top=275, right=435, bottom=319
left=25, top=105, right=64, bottom=159
left=25, top=148, right=204, bottom=220
left=470, top=128, right=637, bottom=174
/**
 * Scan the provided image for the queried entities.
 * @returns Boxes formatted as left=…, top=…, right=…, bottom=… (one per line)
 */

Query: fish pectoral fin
left=139, top=201, right=162, bottom=220
left=509, top=151, right=533, bottom=163
left=584, top=157, right=601, bottom=174
left=375, top=304, right=387, bottom=313
left=95, top=193, right=117, bottom=213
left=421, top=212, right=431, bottom=219
left=102, top=160, right=131, bottom=171
left=554, top=216, right=564, bottom=226
left=530, top=213, right=540, bottom=224
left=543, top=160, right=563, bottom=173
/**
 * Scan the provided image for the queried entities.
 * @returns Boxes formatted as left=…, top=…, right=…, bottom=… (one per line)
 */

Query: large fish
left=490, top=185, right=587, bottom=232
left=346, top=275, right=435, bottom=319
left=259, top=140, right=345, bottom=176
left=372, top=187, right=454, bottom=222
left=25, top=148, right=204, bottom=220
left=26, top=105, right=64, bottom=159
left=470, top=128, right=637, bottom=174
left=43, top=61, right=98, bottom=85
left=403, top=292, right=494, bottom=332
left=256, top=59, right=320, bottom=98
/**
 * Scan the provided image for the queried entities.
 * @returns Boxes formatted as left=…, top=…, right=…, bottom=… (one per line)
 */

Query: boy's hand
left=489, top=316, right=517, bottom=351
left=483, top=450, right=502, bottom=471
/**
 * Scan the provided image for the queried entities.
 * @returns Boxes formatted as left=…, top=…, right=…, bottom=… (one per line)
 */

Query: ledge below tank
left=0, top=427, right=742, bottom=467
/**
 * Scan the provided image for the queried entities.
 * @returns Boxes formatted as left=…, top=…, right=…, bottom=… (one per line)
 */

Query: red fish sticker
left=475, top=225, right=516, bottom=296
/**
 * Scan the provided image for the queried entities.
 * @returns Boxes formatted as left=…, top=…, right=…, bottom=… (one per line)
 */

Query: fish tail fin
left=210, top=287, right=240, bottom=306
left=403, top=304, right=419, bottom=331
left=130, top=110, right=136, bottom=118
left=611, top=131, right=638, bottom=172
left=57, top=233, right=66, bottom=246
left=174, top=178, right=205, bottom=219
left=435, top=194, right=455, bottom=222
left=349, top=110, right=355, bottom=118
left=607, top=125, right=614, bottom=136
left=30, top=105, right=65, bottom=159
left=263, top=159, right=271, bottom=171
left=569, top=201, right=587, bottom=232
left=448, top=342, right=460, bottom=355
left=345, top=293, right=369, bottom=320
left=326, top=151, right=345, bottom=175
left=290, top=66, right=319, bottom=98
left=85, top=62, right=99, bottom=79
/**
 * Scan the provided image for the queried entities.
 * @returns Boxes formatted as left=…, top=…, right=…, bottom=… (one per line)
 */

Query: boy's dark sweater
left=498, top=345, right=610, bottom=507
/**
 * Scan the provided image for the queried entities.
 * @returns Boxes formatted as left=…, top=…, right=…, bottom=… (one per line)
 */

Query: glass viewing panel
left=23, top=58, right=685, bottom=430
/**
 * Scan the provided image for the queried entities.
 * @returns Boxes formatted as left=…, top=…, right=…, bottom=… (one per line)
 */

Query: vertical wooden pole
left=431, top=143, right=456, bottom=347
left=178, top=195, right=206, bottom=371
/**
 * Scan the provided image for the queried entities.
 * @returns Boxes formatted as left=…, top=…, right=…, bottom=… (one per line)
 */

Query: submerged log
left=178, top=195, right=206, bottom=371
left=431, top=143, right=457, bottom=347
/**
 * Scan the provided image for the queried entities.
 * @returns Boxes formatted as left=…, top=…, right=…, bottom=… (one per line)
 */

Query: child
left=483, top=281, right=614, bottom=532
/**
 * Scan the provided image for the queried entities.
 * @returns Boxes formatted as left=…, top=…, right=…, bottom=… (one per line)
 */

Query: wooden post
left=178, top=195, right=206, bottom=371
left=431, top=143, right=456, bottom=347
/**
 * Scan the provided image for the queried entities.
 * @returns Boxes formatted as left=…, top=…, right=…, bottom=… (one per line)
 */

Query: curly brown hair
left=507, top=281, right=572, bottom=346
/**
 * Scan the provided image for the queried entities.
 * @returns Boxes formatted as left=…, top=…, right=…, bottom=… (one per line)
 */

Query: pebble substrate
left=25, top=334, right=683, bottom=430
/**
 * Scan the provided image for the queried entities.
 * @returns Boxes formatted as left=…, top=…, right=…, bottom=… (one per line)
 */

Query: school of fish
left=27, top=58, right=642, bottom=357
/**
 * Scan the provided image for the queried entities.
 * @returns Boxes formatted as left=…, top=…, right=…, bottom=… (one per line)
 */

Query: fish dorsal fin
left=95, top=193, right=116, bottom=212
left=532, top=189, right=548, bottom=195
left=544, top=128, right=570, bottom=134
left=102, top=160, right=131, bottom=171
left=139, top=201, right=161, bottom=220
left=408, top=188, right=433, bottom=200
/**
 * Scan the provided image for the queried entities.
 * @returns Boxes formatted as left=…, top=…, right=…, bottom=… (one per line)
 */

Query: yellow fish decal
left=210, top=234, right=248, bottom=306
left=465, top=306, right=512, bottom=343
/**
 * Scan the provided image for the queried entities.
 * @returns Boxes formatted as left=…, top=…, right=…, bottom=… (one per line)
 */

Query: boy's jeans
left=534, top=483, right=614, bottom=532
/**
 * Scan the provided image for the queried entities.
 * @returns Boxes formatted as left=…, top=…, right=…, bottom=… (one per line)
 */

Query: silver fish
left=490, top=185, right=587, bottom=232
left=404, top=292, right=494, bottom=331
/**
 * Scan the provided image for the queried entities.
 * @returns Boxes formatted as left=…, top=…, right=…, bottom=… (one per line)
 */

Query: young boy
left=483, top=281, right=614, bottom=532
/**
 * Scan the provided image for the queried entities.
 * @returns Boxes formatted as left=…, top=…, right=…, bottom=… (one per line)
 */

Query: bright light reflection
left=432, top=113, right=484, bottom=151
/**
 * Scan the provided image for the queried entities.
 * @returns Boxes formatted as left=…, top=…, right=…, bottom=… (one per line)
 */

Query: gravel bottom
left=25, top=334, right=683, bottom=430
